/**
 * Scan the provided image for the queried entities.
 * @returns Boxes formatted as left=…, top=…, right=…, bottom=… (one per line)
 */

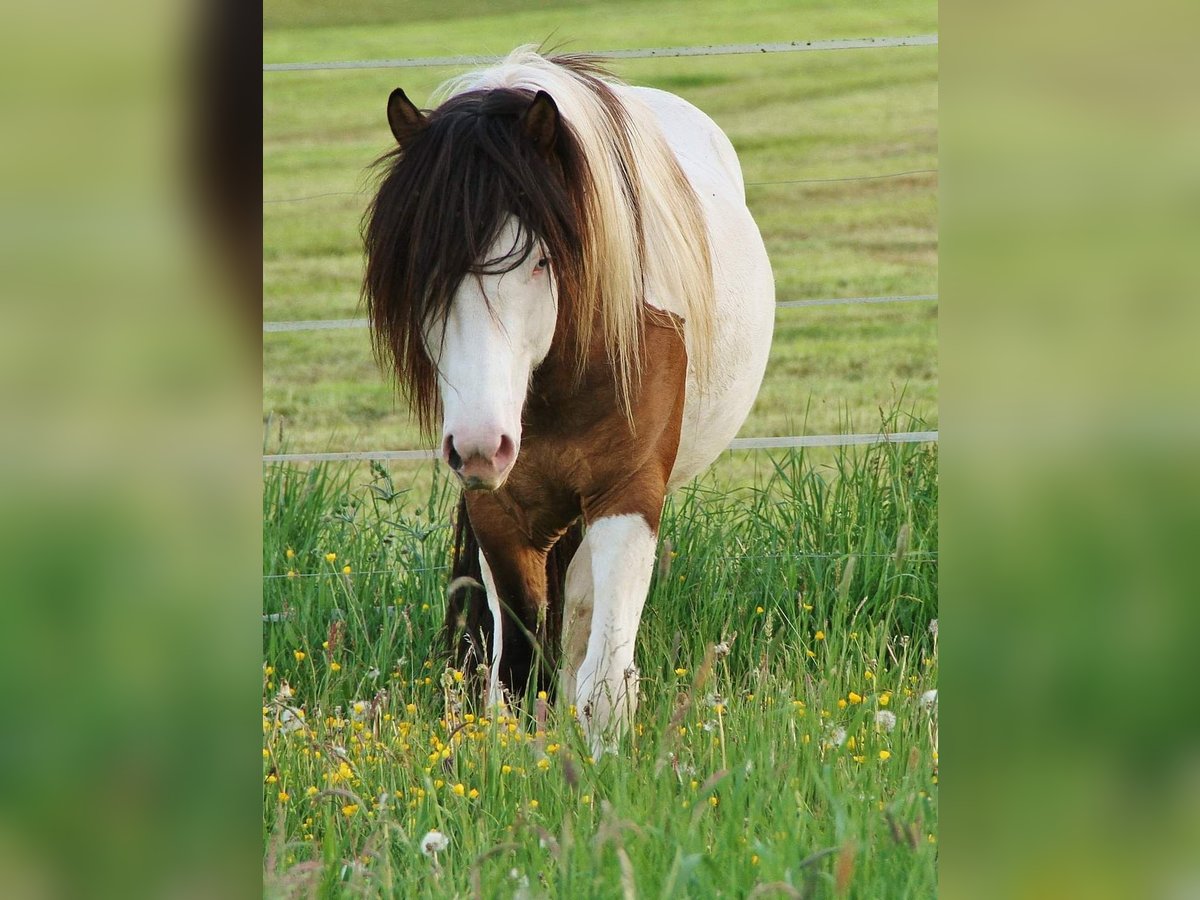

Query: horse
left=363, top=47, right=774, bottom=751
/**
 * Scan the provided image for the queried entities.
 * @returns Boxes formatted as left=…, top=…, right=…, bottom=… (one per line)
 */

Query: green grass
left=262, top=439, right=938, bottom=897
left=263, top=0, right=938, bottom=457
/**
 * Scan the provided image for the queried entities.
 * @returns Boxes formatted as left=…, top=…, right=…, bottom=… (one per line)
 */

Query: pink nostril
left=494, top=434, right=516, bottom=472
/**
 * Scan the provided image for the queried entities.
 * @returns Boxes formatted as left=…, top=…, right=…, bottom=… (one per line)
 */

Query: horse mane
left=363, top=46, right=715, bottom=430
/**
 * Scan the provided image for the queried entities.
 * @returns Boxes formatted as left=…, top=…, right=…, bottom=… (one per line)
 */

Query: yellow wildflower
left=674, top=667, right=688, bottom=676
left=341, top=804, right=358, bottom=817
left=294, top=650, right=305, bottom=662
left=305, top=786, right=318, bottom=797
left=879, top=750, right=892, bottom=761
left=536, top=758, right=551, bottom=771
left=325, top=552, right=336, bottom=563
left=285, top=548, right=295, bottom=559
left=342, top=565, right=351, bottom=575
left=278, top=792, right=290, bottom=803
left=330, top=662, right=341, bottom=672
left=468, top=788, right=479, bottom=799
left=755, top=606, right=764, bottom=614
left=814, top=630, right=825, bottom=641
left=709, top=796, right=719, bottom=808
left=879, top=693, right=891, bottom=706
left=837, top=699, right=847, bottom=710
left=452, top=783, right=465, bottom=796
left=848, top=692, right=863, bottom=705
left=501, top=765, right=512, bottom=775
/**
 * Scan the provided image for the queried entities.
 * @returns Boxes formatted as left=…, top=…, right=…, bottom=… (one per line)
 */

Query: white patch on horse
left=478, top=551, right=508, bottom=710
left=573, top=513, right=657, bottom=754
left=423, top=219, right=557, bottom=490
left=559, top=533, right=595, bottom=702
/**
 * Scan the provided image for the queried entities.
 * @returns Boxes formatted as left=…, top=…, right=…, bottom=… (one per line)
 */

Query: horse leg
left=559, top=534, right=594, bottom=703
left=463, top=495, right=555, bottom=706
left=573, top=512, right=658, bottom=754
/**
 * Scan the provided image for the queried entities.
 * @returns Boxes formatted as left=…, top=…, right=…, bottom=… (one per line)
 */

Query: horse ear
left=520, top=90, right=559, bottom=157
left=387, top=88, right=427, bottom=147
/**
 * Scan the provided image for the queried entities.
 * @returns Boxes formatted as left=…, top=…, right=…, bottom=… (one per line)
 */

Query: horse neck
left=525, top=302, right=684, bottom=439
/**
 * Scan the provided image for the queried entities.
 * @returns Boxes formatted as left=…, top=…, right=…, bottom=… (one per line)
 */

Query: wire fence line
left=264, top=294, right=937, bottom=333
left=265, top=548, right=941, bottom=583
left=262, top=168, right=938, bottom=206
left=263, top=431, right=937, bottom=465
left=263, top=35, right=938, bottom=73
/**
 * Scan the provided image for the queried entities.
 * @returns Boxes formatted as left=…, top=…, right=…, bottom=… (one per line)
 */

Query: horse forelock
left=361, top=87, right=594, bottom=437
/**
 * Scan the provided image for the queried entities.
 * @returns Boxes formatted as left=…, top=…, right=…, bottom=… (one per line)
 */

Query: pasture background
left=263, top=0, right=938, bottom=468
left=264, top=1, right=937, bottom=896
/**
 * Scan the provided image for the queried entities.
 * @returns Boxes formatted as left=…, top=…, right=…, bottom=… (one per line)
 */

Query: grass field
left=263, top=441, right=938, bottom=897
left=264, top=1, right=937, bottom=895
left=263, top=0, right=938, bottom=459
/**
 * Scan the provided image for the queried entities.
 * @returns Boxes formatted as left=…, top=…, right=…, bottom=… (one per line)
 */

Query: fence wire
left=264, top=35, right=938, bottom=73
left=263, top=431, right=937, bottom=465
left=264, top=295, right=936, bottom=334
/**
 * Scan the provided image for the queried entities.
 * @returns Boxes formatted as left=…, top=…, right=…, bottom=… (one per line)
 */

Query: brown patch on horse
left=447, top=305, right=688, bottom=698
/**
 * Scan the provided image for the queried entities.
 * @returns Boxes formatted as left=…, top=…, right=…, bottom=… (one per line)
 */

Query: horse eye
left=535, top=256, right=549, bottom=270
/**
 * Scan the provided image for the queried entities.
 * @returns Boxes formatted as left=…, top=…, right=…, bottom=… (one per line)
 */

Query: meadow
left=264, top=0, right=937, bottom=895
left=263, top=442, right=938, bottom=897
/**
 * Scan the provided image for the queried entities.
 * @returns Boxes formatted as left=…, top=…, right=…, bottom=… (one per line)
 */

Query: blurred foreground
left=0, top=0, right=1197, bottom=896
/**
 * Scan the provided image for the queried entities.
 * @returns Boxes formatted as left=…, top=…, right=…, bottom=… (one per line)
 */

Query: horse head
left=364, top=87, right=585, bottom=491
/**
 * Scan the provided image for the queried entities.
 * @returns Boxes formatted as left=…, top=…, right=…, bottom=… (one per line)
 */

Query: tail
left=443, top=494, right=584, bottom=699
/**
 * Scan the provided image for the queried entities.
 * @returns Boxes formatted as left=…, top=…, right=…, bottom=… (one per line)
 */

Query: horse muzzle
left=442, top=431, right=517, bottom=491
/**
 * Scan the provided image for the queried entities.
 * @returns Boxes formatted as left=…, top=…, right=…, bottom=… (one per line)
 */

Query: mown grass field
left=264, top=1, right=937, bottom=895
left=263, top=442, right=938, bottom=897
left=263, top=0, right=938, bottom=462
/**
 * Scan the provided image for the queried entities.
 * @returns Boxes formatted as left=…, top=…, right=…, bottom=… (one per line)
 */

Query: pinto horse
left=363, top=47, right=774, bottom=749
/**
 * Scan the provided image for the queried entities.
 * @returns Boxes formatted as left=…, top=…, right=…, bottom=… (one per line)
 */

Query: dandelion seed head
left=420, top=829, right=449, bottom=856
